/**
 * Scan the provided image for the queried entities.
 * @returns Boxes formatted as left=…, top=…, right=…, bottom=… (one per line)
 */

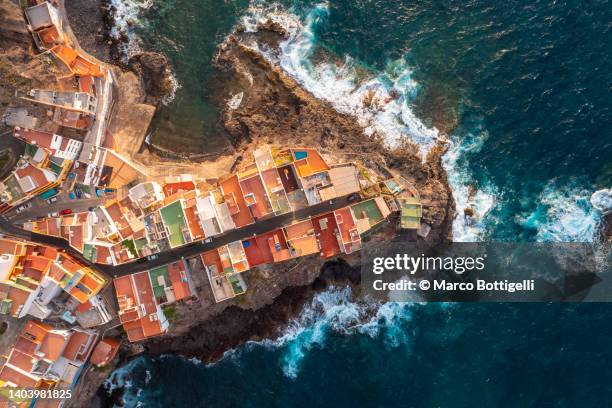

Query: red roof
left=312, top=212, right=341, bottom=258
left=62, top=330, right=93, bottom=362
left=90, top=338, right=120, bottom=366
left=167, top=261, right=193, bottom=301
left=163, top=181, right=195, bottom=198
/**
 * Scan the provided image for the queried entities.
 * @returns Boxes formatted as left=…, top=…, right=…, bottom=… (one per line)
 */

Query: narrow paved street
left=0, top=194, right=366, bottom=278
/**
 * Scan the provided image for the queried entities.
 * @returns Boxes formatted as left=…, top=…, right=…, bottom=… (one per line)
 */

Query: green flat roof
left=350, top=199, right=384, bottom=224
left=149, top=265, right=170, bottom=301
left=160, top=201, right=187, bottom=248
left=83, top=243, right=96, bottom=262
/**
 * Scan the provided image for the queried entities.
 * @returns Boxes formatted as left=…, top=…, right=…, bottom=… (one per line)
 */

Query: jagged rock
left=598, top=212, right=612, bottom=242
left=256, top=19, right=288, bottom=37
left=128, top=51, right=175, bottom=105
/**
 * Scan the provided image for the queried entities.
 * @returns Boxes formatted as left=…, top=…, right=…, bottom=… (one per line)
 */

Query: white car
left=147, top=254, right=159, bottom=261
left=47, top=196, right=59, bottom=204
left=47, top=212, right=59, bottom=218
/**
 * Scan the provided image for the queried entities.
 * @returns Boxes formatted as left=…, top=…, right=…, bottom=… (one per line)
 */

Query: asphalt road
left=8, top=195, right=110, bottom=224
left=0, top=194, right=366, bottom=278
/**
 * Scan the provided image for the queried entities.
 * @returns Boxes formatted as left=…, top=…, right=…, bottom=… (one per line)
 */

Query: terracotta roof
left=89, top=338, right=120, bottom=366
left=22, top=321, right=52, bottom=343
left=39, top=332, right=67, bottom=361
left=62, top=330, right=93, bottom=362
left=13, top=336, right=37, bottom=355
left=7, top=349, right=35, bottom=373
left=0, top=365, right=37, bottom=388
left=220, top=175, right=253, bottom=228
left=167, top=261, right=192, bottom=301
left=6, top=286, right=31, bottom=317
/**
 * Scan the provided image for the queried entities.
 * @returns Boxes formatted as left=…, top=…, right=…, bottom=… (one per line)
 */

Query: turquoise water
left=120, top=0, right=250, bottom=153
left=103, top=1, right=612, bottom=405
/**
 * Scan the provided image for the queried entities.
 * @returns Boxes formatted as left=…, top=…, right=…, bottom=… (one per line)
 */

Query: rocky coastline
left=71, top=15, right=455, bottom=407
left=1, top=1, right=610, bottom=406
left=3, top=1, right=457, bottom=407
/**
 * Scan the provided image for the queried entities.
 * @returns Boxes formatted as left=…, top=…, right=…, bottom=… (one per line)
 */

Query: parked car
left=147, top=254, right=159, bottom=261
left=47, top=212, right=59, bottom=217
left=204, top=237, right=213, bottom=243
left=137, top=257, right=147, bottom=263
left=47, top=196, right=59, bottom=204
left=347, top=192, right=361, bottom=203
left=59, top=209, right=72, bottom=216
left=88, top=206, right=97, bottom=212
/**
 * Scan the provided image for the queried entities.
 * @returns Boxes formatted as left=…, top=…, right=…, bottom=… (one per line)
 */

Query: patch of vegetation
left=121, top=239, right=138, bottom=258
left=163, top=305, right=179, bottom=323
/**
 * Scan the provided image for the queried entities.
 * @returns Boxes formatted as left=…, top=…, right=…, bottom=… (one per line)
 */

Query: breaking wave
left=107, top=0, right=153, bottom=59
left=241, top=2, right=442, bottom=156
left=219, top=287, right=448, bottom=379
left=518, top=182, right=601, bottom=243
left=590, top=188, right=612, bottom=215
left=106, top=0, right=181, bottom=105
left=442, top=121, right=496, bottom=242
left=160, top=67, right=181, bottom=106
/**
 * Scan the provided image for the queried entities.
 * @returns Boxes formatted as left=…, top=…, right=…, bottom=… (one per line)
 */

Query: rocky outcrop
left=127, top=51, right=176, bottom=106
left=212, top=29, right=454, bottom=240
left=598, top=213, right=612, bottom=243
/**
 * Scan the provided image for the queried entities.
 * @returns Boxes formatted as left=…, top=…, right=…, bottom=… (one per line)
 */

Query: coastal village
left=0, top=1, right=427, bottom=406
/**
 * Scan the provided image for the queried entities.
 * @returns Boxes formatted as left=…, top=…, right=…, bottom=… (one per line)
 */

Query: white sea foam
left=238, top=3, right=500, bottom=241
left=106, top=0, right=181, bottom=105
left=241, top=3, right=441, bottom=157
left=213, top=286, right=447, bottom=379
left=590, top=188, right=612, bottom=215
left=108, top=0, right=153, bottom=59
left=160, top=67, right=181, bottom=105
left=529, top=183, right=600, bottom=242
left=442, top=123, right=496, bottom=242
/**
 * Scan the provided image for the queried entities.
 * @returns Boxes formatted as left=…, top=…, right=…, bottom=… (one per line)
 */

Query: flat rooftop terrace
left=351, top=199, right=384, bottom=226
left=220, top=175, right=254, bottom=228
left=159, top=201, right=188, bottom=248
left=312, top=212, right=341, bottom=258
left=240, top=175, right=273, bottom=219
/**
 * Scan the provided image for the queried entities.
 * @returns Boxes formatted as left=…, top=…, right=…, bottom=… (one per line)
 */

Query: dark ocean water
left=108, top=290, right=612, bottom=408
left=104, top=1, right=612, bottom=406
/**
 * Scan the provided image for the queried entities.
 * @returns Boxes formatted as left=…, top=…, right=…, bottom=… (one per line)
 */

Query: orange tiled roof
left=0, top=365, right=37, bottom=388
left=7, top=349, right=35, bottom=373
left=220, top=175, right=253, bottom=228
left=90, top=338, right=120, bottom=366
left=62, top=330, right=93, bottom=362
left=167, top=262, right=192, bottom=301
left=38, top=332, right=66, bottom=362
left=22, top=321, right=52, bottom=344
left=51, top=44, right=103, bottom=77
